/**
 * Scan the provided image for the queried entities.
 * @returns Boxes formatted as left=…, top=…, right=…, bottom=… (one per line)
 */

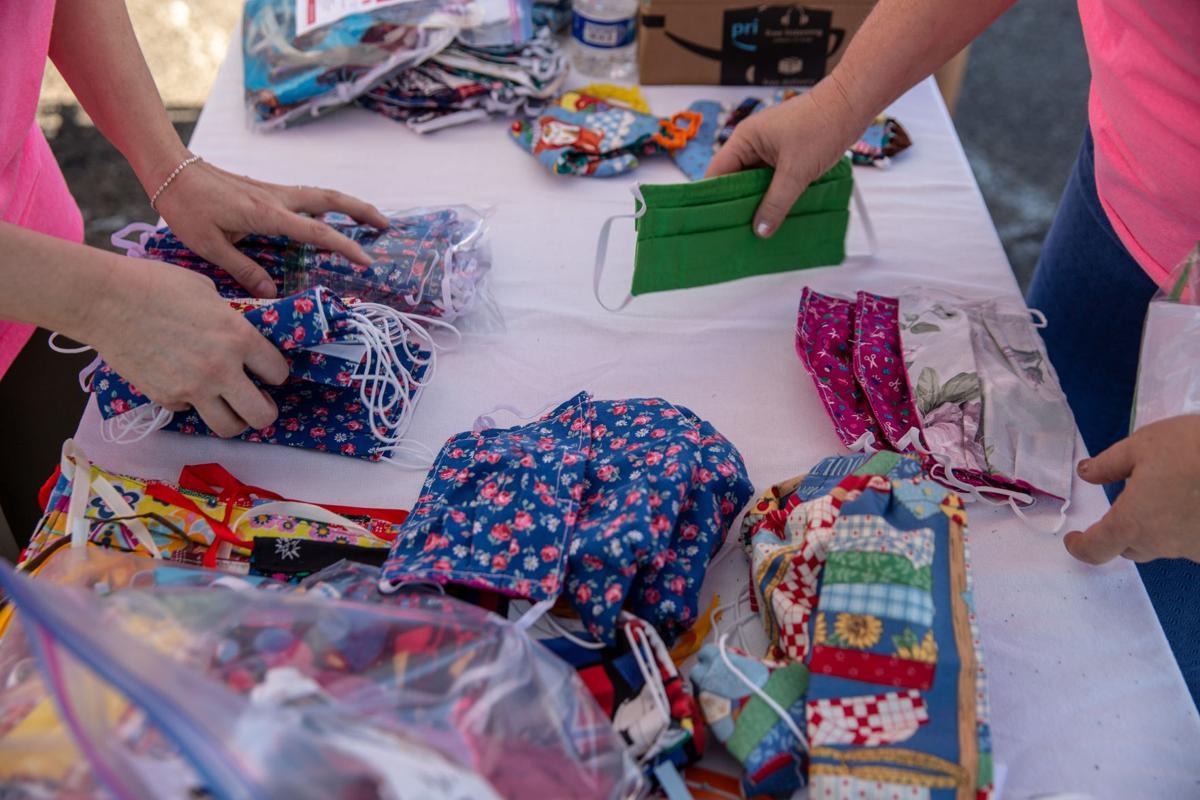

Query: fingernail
left=255, top=279, right=276, bottom=298
left=755, top=220, right=773, bottom=239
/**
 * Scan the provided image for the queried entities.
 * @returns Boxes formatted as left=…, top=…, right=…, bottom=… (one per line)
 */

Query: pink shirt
left=0, top=0, right=85, bottom=378
left=1078, top=0, right=1200, bottom=287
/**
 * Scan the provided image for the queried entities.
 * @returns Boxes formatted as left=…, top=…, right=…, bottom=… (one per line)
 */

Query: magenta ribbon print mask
left=797, top=287, right=1077, bottom=527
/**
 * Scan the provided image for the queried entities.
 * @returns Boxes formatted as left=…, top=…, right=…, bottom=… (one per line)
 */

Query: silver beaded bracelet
left=149, top=154, right=203, bottom=211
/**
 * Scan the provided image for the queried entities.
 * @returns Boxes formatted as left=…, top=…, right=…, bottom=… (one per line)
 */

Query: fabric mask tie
left=715, top=632, right=810, bottom=752
left=59, top=440, right=160, bottom=557
left=593, top=183, right=649, bottom=312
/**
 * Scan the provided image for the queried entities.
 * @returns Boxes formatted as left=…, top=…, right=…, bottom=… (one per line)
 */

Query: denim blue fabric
left=1027, top=129, right=1199, bottom=707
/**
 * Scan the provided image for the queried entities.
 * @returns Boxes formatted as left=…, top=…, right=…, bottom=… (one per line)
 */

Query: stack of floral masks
left=379, top=391, right=754, bottom=645
left=690, top=451, right=994, bottom=799
left=114, top=207, right=491, bottom=323
left=242, top=0, right=484, bottom=130
left=795, top=288, right=1077, bottom=516
left=358, top=28, right=568, bottom=134
left=88, top=287, right=433, bottom=462
left=510, top=91, right=703, bottom=177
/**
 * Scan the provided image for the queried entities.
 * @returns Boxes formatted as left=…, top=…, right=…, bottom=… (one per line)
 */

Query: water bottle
left=570, top=0, right=638, bottom=79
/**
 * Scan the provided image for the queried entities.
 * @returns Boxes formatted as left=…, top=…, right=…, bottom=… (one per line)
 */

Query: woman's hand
left=1064, top=415, right=1200, bottom=564
left=154, top=158, right=390, bottom=298
left=89, top=257, right=291, bottom=438
left=705, top=77, right=871, bottom=238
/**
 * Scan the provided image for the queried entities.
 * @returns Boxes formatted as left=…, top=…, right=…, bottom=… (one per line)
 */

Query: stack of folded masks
left=795, top=288, right=1077, bottom=519
left=510, top=91, right=704, bottom=177
left=88, top=286, right=435, bottom=462
left=114, top=206, right=492, bottom=323
left=378, top=391, right=755, bottom=645
left=358, top=27, right=569, bottom=134
left=850, top=114, right=913, bottom=167
left=242, top=0, right=484, bottom=130
left=690, top=451, right=994, bottom=799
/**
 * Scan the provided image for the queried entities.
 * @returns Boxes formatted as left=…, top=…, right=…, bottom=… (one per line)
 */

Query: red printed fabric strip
left=807, top=689, right=930, bottom=746
left=853, top=292, right=924, bottom=451
left=795, top=288, right=888, bottom=449
left=808, top=645, right=936, bottom=691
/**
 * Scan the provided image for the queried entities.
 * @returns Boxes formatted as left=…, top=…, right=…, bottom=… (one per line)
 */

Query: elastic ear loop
left=717, top=631, right=809, bottom=751
left=109, top=222, right=158, bottom=258
left=47, top=334, right=175, bottom=443
left=848, top=430, right=879, bottom=454
left=512, top=596, right=558, bottom=632
left=850, top=183, right=878, bottom=258
left=471, top=399, right=561, bottom=433
left=623, top=621, right=672, bottom=728
left=47, top=334, right=104, bottom=393
left=593, top=183, right=648, bottom=312
left=910, top=429, right=1072, bottom=534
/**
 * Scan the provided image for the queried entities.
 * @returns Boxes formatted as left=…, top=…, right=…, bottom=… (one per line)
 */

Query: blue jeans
left=1028, top=129, right=1200, bottom=707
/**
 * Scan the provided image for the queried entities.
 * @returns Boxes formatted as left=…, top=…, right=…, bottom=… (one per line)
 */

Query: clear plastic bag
left=242, top=0, right=484, bottom=130
left=284, top=206, right=500, bottom=329
left=1133, top=245, right=1200, bottom=432
left=0, top=557, right=643, bottom=799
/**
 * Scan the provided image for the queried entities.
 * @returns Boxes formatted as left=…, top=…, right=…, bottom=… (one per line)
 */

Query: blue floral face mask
left=380, top=392, right=591, bottom=600
left=380, top=393, right=754, bottom=644
left=89, top=287, right=436, bottom=463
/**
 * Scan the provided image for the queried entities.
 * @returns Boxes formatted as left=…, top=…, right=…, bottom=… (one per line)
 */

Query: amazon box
left=639, top=1, right=875, bottom=85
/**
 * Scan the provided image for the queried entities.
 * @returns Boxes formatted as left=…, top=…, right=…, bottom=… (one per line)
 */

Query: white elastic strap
left=76, top=356, right=103, bottom=392
left=471, top=399, right=559, bottom=433
left=536, top=611, right=607, bottom=650
left=230, top=501, right=371, bottom=540
left=46, top=332, right=93, bottom=355
left=1009, top=497, right=1072, bottom=535
left=716, top=632, right=809, bottom=751
left=848, top=430, right=878, bottom=454
left=1029, top=308, right=1049, bottom=329
left=894, top=426, right=926, bottom=454
left=100, top=404, right=173, bottom=445
left=624, top=623, right=671, bottom=726
left=593, top=184, right=648, bottom=313
left=109, top=222, right=157, bottom=256
left=851, top=183, right=878, bottom=258
left=513, top=596, right=557, bottom=632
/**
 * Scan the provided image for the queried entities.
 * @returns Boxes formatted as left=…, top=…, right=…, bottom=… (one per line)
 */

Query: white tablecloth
left=73, top=37, right=1200, bottom=798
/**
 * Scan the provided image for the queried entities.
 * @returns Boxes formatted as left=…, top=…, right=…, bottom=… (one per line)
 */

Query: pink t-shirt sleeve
left=1078, top=0, right=1200, bottom=287
left=0, top=0, right=85, bottom=377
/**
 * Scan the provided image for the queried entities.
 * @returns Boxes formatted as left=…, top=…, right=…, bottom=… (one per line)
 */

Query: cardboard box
left=639, top=1, right=875, bottom=85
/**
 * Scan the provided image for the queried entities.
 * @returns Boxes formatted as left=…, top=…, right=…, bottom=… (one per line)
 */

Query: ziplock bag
left=242, top=0, right=482, bottom=130
left=113, top=206, right=498, bottom=328
left=594, top=158, right=874, bottom=311
left=359, top=28, right=568, bottom=134
left=1132, top=244, right=1200, bottom=432
left=0, top=559, right=643, bottom=799
left=85, top=286, right=437, bottom=463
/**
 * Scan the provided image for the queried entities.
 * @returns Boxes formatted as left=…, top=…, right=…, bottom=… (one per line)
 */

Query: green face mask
left=594, top=157, right=870, bottom=310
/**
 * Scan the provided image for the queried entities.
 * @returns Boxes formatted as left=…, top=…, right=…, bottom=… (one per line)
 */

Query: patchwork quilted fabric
left=733, top=452, right=994, bottom=799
